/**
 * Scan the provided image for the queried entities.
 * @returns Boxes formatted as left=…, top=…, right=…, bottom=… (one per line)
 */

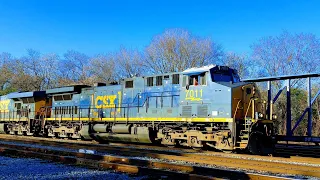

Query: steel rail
left=275, top=143, right=320, bottom=158
left=0, top=137, right=319, bottom=178
left=0, top=134, right=319, bottom=165
left=0, top=145, right=285, bottom=180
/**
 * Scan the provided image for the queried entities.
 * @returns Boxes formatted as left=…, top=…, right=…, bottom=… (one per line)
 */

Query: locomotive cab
left=181, top=65, right=274, bottom=154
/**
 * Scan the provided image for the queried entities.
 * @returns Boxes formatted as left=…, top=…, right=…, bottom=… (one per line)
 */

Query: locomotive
left=0, top=65, right=274, bottom=154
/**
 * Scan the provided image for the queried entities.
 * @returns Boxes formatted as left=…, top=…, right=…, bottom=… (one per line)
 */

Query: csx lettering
left=95, top=95, right=117, bottom=109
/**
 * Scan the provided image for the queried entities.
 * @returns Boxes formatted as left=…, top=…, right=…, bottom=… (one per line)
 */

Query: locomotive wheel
left=161, top=135, right=175, bottom=146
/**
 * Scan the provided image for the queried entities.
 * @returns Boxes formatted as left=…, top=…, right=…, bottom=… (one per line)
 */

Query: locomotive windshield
left=210, top=66, right=240, bottom=83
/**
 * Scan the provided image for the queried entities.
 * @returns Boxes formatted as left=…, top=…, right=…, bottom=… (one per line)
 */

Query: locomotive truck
left=0, top=65, right=274, bottom=154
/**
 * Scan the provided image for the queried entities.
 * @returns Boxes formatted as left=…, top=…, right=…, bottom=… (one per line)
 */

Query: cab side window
left=188, top=73, right=206, bottom=86
left=15, top=103, right=21, bottom=115
left=125, top=81, right=133, bottom=88
left=156, top=76, right=163, bottom=86
left=172, top=74, right=180, bottom=84
left=189, top=75, right=198, bottom=86
left=147, top=77, right=154, bottom=87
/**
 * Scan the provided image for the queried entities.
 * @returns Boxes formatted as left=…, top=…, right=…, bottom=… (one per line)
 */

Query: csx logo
left=95, top=95, right=117, bottom=109
left=0, top=100, right=10, bottom=111
left=95, top=92, right=122, bottom=112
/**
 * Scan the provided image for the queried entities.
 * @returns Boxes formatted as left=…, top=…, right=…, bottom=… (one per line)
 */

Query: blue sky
left=0, top=0, right=319, bottom=57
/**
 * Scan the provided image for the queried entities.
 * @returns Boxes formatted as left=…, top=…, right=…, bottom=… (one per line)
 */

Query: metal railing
left=0, top=91, right=180, bottom=122
left=0, top=109, right=31, bottom=122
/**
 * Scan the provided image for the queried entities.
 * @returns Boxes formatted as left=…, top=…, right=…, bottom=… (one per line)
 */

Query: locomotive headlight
left=272, top=114, right=277, bottom=120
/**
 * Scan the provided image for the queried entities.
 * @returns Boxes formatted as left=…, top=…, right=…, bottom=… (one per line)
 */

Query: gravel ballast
left=0, top=140, right=318, bottom=179
left=0, top=156, right=144, bottom=180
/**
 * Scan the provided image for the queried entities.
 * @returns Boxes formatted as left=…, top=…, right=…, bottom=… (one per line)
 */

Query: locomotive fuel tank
left=93, top=126, right=154, bottom=143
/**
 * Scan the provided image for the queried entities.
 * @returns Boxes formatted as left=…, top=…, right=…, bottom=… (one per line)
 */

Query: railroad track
left=275, top=144, right=320, bottom=158
left=0, top=134, right=319, bottom=179
left=0, top=142, right=281, bottom=180
left=0, top=134, right=318, bottom=164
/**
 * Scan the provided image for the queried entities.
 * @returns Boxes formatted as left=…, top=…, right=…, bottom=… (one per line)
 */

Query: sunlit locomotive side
left=0, top=65, right=274, bottom=154
left=0, top=91, right=49, bottom=136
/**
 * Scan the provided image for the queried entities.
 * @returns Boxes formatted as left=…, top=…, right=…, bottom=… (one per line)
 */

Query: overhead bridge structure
left=243, top=73, right=320, bottom=143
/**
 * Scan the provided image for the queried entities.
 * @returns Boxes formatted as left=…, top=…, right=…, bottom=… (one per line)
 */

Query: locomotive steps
left=0, top=134, right=319, bottom=179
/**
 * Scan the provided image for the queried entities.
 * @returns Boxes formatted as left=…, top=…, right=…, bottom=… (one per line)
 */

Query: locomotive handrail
left=123, top=91, right=180, bottom=117
left=0, top=110, right=32, bottom=121
left=244, top=98, right=252, bottom=120
left=233, top=99, right=242, bottom=119
left=128, top=90, right=179, bottom=105
left=5, top=90, right=181, bottom=121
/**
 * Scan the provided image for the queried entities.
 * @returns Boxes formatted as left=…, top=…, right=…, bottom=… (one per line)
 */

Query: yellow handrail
left=233, top=99, right=242, bottom=119
left=244, top=98, right=252, bottom=120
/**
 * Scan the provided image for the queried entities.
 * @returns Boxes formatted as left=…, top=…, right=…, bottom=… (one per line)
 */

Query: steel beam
left=273, top=86, right=286, bottom=103
left=307, top=77, right=312, bottom=136
left=291, top=108, right=308, bottom=133
left=311, top=90, right=320, bottom=104
left=267, top=81, right=271, bottom=119
left=291, top=89, right=319, bottom=135
left=242, top=73, right=320, bottom=82
left=286, top=80, right=291, bottom=136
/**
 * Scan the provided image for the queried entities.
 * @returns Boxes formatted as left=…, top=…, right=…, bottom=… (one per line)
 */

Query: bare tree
left=19, top=49, right=44, bottom=91
left=8, top=59, right=37, bottom=91
left=18, top=49, right=60, bottom=91
left=0, top=53, right=15, bottom=91
left=0, top=52, right=12, bottom=66
left=222, top=52, right=248, bottom=78
left=114, top=47, right=146, bottom=79
left=88, top=54, right=117, bottom=83
left=145, top=28, right=223, bottom=74
left=40, top=53, right=60, bottom=89
left=251, top=31, right=320, bottom=82
left=58, top=50, right=90, bottom=86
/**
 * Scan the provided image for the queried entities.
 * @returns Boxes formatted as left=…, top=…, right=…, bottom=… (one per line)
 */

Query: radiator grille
left=182, top=106, right=192, bottom=117
left=197, top=105, right=208, bottom=117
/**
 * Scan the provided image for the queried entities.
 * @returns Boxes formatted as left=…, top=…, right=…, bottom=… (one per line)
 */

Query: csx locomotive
left=0, top=65, right=274, bottom=154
